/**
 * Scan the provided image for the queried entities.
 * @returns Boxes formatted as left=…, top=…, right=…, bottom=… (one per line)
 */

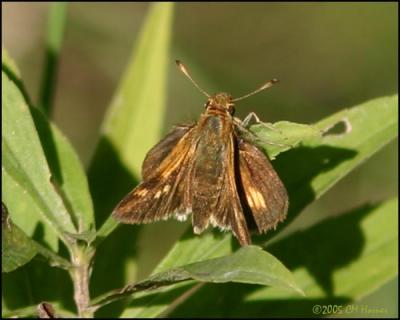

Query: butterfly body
left=112, top=91, right=288, bottom=246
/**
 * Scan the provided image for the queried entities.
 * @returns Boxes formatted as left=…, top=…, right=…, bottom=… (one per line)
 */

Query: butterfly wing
left=237, top=138, right=288, bottom=233
left=142, top=124, right=195, bottom=180
left=112, top=125, right=197, bottom=223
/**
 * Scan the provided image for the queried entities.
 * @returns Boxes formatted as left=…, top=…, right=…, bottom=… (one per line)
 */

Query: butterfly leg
left=242, top=112, right=280, bottom=133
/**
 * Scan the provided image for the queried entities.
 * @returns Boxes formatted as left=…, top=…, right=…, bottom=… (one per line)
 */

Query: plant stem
left=70, top=246, right=94, bottom=318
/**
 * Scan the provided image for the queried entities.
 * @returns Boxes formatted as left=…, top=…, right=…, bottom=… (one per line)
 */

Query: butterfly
left=112, top=61, right=288, bottom=246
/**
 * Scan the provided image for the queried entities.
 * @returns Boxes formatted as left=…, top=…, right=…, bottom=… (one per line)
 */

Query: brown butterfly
left=112, top=61, right=288, bottom=246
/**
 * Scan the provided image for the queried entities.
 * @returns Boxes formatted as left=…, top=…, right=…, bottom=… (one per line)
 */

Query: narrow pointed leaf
left=91, top=245, right=302, bottom=310
left=2, top=71, right=76, bottom=241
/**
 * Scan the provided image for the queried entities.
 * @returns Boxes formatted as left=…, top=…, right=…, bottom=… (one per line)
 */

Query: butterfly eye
left=228, top=104, right=235, bottom=115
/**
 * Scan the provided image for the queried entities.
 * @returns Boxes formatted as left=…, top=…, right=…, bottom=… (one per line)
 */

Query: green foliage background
left=2, top=2, right=398, bottom=318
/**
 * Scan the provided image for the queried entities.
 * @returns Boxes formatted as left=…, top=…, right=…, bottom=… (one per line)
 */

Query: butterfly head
left=206, top=93, right=235, bottom=115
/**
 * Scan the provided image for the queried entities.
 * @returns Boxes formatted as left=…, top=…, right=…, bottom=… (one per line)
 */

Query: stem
left=70, top=246, right=94, bottom=318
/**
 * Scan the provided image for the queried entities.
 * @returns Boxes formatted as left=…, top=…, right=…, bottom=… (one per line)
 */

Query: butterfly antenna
left=232, top=78, right=279, bottom=102
left=176, top=60, right=210, bottom=98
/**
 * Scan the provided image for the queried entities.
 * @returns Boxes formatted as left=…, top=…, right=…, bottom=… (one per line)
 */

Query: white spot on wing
left=248, top=187, right=265, bottom=209
left=154, top=190, right=161, bottom=199
left=137, top=188, right=149, bottom=197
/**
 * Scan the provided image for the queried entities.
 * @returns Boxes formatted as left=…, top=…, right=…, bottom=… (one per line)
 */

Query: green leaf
left=30, top=107, right=95, bottom=236
left=2, top=171, right=59, bottom=251
left=121, top=94, right=397, bottom=317
left=2, top=204, right=37, bottom=273
left=2, top=51, right=59, bottom=250
left=169, top=198, right=398, bottom=317
left=2, top=71, right=77, bottom=243
left=249, top=120, right=322, bottom=160
left=88, top=3, right=174, bottom=315
left=2, top=56, right=95, bottom=246
left=91, top=245, right=303, bottom=311
left=181, top=245, right=302, bottom=294
left=2, top=48, right=20, bottom=78
left=2, top=48, right=32, bottom=108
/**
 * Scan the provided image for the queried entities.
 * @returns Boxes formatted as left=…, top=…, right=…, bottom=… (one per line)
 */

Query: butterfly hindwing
left=237, top=137, right=288, bottom=233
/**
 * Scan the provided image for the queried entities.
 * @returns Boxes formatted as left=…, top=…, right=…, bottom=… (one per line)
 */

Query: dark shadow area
left=266, top=204, right=373, bottom=296
left=88, top=137, right=142, bottom=317
left=30, top=222, right=71, bottom=262
left=251, top=145, right=358, bottom=244
left=2, top=62, right=33, bottom=108
left=87, top=137, right=140, bottom=226
left=39, top=48, right=58, bottom=116
left=29, top=107, right=63, bottom=185
left=275, top=145, right=358, bottom=215
left=1, top=257, right=75, bottom=314
left=96, top=282, right=196, bottom=317
left=169, top=203, right=376, bottom=317
left=175, top=282, right=351, bottom=318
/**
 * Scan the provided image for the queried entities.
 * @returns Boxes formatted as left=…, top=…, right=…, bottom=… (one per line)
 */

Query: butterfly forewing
left=142, top=124, right=195, bottom=180
left=237, top=137, right=288, bottom=233
left=112, top=126, right=196, bottom=223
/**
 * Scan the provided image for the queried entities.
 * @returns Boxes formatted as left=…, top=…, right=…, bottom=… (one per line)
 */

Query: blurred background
left=2, top=2, right=398, bottom=317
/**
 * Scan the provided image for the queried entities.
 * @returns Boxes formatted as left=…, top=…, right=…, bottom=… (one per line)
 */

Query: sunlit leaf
left=2, top=71, right=76, bottom=241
